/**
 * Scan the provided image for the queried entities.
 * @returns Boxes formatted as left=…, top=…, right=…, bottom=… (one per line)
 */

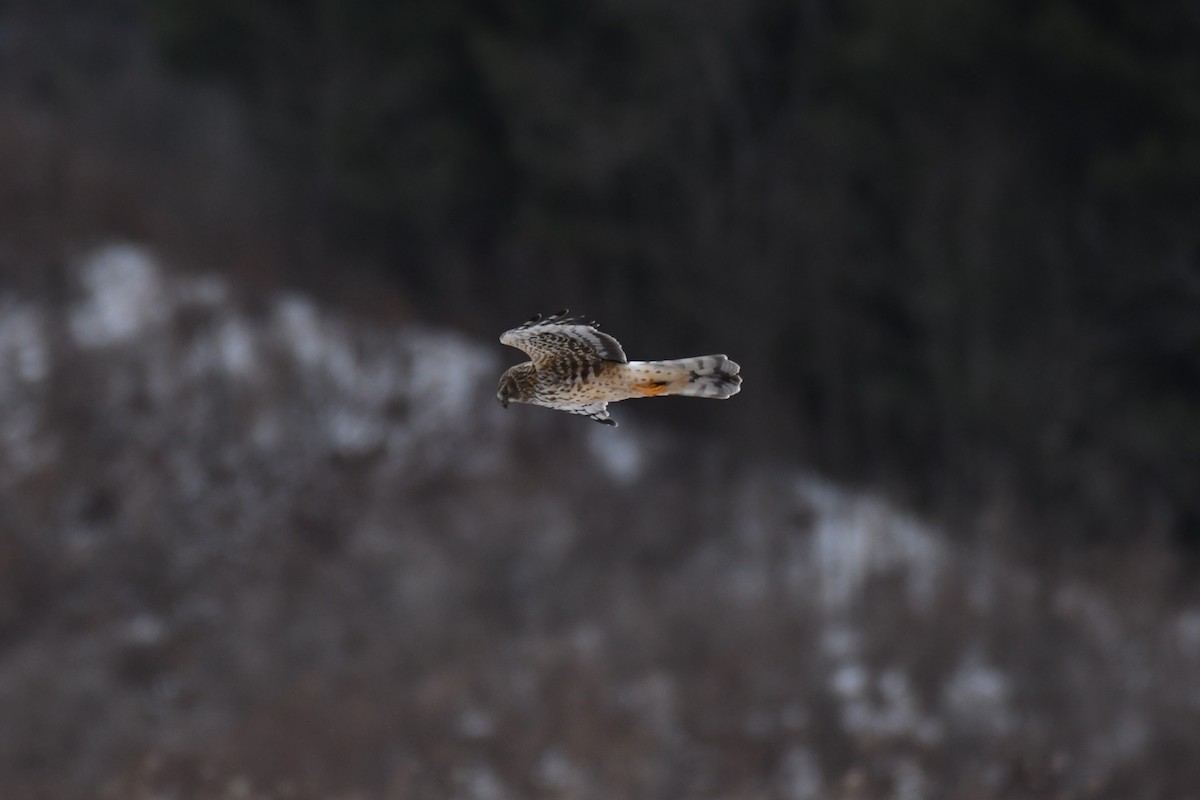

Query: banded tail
left=626, top=355, right=742, bottom=399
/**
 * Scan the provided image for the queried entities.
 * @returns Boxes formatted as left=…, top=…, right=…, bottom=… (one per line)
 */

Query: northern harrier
left=497, top=311, right=741, bottom=426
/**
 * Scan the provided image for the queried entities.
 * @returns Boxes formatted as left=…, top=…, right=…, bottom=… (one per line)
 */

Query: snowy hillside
left=0, top=246, right=1197, bottom=799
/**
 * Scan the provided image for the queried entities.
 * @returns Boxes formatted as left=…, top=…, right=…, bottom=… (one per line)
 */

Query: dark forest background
left=151, top=0, right=1200, bottom=550
left=3, top=0, right=1199, bottom=548
left=2, top=1, right=1200, bottom=797
left=13, top=0, right=1196, bottom=548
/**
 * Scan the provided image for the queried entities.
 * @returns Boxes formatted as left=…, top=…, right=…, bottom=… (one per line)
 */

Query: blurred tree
left=143, top=0, right=1200, bottom=547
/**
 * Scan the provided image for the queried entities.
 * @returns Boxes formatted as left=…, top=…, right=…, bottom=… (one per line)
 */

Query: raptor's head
left=497, top=363, right=535, bottom=408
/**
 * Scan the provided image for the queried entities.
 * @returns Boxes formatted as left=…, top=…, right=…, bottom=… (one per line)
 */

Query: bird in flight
left=497, top=310, right=741, bottom=426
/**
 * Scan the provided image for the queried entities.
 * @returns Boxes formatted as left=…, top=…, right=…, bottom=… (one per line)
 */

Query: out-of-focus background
left=1, top=1, right=1198, bottom=798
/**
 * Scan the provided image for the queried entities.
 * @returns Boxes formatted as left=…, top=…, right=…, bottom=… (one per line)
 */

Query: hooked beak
left=498, top=397, right=509, bottom=408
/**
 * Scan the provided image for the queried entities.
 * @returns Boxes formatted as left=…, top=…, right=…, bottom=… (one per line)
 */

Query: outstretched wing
left=499, top=310, right=628, bottom=368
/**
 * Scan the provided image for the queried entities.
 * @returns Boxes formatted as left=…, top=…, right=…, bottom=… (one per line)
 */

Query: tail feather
left=627, top=355, right=742, bottom=399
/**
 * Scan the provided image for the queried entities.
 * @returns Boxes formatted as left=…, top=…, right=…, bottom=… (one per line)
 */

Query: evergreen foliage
left=146, top=0, right=1200, bottom=544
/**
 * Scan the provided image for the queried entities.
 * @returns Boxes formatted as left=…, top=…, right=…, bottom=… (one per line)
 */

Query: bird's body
left=497, top=311, right=741, bottom=426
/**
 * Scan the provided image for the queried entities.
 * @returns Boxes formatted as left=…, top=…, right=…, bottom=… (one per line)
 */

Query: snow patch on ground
left=0, top=300, right=55, bottom=477
left=63, top=245, right=504, bottom=472
left=942, top=652, right=1013, bottom=736
left=70, top=243, right=168, bottom=347
left=0, top=302, right=49, bottom=385
left=796, top=474, right=947, bottom=613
